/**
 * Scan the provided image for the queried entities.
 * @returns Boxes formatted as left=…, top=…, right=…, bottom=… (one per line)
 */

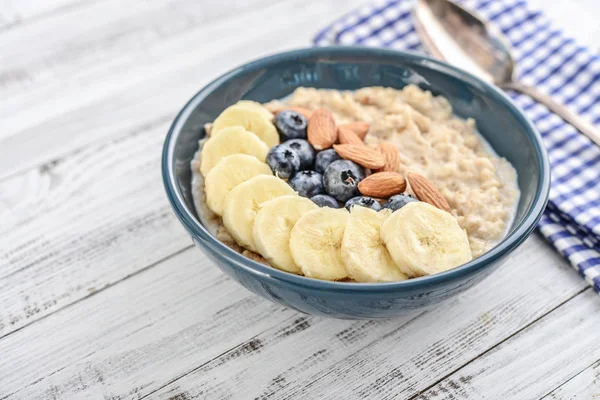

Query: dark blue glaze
left=162, top=47, right=550, bottom=319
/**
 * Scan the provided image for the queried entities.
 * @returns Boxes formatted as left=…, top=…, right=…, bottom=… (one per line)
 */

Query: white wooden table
left=1, top=1, right=599, bottom=399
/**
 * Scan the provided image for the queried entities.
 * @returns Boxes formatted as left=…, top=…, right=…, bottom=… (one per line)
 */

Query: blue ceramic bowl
left=162, top=47, right=550, bottom=319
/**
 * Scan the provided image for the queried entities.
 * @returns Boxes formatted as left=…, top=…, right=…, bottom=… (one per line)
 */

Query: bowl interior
left=165, top=47, right=548, bottom=287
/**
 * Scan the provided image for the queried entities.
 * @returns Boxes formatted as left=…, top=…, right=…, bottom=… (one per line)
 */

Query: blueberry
left=284, top=139, right=315, bottom=170
left=289, top=170, right=324, bottom=198
left=345, top=196, right=382, bottom=211
left=310, top=194, right=339, bottom=208
left=266, top=144, right=301, bottom=180
left=274, top=110, right=308, bottom=141
left=314, top=149, right=342, bottom=174
left=323, top=160, right=365, bottom=202
left=384, top=194, right=418, bottom=211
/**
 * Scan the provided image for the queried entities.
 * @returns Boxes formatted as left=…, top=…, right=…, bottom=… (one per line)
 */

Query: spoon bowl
left=413, top=0, right=600, bottom=146
left=414, top=0, right=514, bottom=85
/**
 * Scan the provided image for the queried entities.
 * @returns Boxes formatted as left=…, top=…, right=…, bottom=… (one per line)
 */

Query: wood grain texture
left=0, top=0, right=277, bottom=135
left=0, top=0, right=365, bottom=179
left=146, top=240, right=588, bottom=400
left=0, top=119, right=191, bottom=337
left=0, top=236, right=586, bottom=400
left=542, top=359, right=600, bottom=399
left=0, top=248, right=297, bottom=399
left=414, top=289, right=600, bottom=400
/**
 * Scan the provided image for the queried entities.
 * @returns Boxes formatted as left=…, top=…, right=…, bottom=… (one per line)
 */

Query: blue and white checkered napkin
left=314, top=0, right=600, bottom=293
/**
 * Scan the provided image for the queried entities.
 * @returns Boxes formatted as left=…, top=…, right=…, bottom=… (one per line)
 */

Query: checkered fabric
left=314, top=0, right=600, bottom=292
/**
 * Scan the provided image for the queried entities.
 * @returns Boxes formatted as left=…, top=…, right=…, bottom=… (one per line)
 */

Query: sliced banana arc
left=290, top=208, right=349, bottom=281
left=381, top=202, right=473, bottom=277
left=204, top=154, right=272, bottom=216
left=253, top=196, right=318, bottom=273
left=342, top=207, right=408, bottom=283
left=200, top=126, right=269, bottom=177
left=222, top=175, right=296, bottom=252
left=212, top=104, right=279, bottom=148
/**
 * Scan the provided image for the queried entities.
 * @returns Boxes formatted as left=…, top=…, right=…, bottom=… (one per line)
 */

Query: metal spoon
left=413, top=0, right=600, bottom=146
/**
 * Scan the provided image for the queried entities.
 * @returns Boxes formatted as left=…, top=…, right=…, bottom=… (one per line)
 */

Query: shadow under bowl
left=162, top=47, right=550, bottom=319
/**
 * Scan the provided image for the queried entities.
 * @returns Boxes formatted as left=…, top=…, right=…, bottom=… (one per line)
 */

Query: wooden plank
left=68, top=236, right=588, bottom=400
left=0, top=114, right=172, bottom=235
left=0, top=0, right=273, bottom=138
left=413, top=289, right=600, bottom=400
left=0, top=247, right=297, bottom=400
left=0, top=0, right=364, bottom=179
left=542, top=359, right=600, bottom=400
left=0, top=235, right=587, bottom=400
left=0, top=0, right=95, bottom=29
left=0, top=119, right=192, bottom=337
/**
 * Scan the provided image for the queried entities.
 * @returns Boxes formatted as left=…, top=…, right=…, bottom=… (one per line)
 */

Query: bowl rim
left=162, top=46, right=550, bottom=293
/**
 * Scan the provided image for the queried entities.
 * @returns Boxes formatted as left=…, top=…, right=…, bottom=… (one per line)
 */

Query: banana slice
left=212, top=104, right=279, bottom=147
left=290, top=208, right=349, bottom=280
left=222, top=175, right=296, bottom=252
left=200, top=126, right=269, bottom=177
left=205, top=154, right=272, bottom=216
left=381, top=202, right=472, bottom=277
left=342, top=207, right=408, bottom=283
left=236, top=100, right=274, bottom=121
left=253, top=196, right=318, bottom=273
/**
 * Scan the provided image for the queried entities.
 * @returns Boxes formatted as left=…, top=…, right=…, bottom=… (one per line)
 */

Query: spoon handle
left=501, top=81, right=600, bottom=147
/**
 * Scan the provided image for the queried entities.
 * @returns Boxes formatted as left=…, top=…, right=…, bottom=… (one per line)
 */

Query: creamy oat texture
left=266, top=85, right=520, bottom=257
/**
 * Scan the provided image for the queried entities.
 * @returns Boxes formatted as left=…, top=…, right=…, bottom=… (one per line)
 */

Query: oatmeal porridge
left=189, top=85, right=520, bottom=282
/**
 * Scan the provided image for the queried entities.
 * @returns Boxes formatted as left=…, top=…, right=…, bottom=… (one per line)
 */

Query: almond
left=358, top=172, right=407, bottom=198
left=272, top=106, right=313, bottom=120
left=338, top=126, right=365, bottom=146
left=339, top=121, right=370, bottom=139
left=333, top=144, right=385, bottom=169
left=378, top=142, right=400, bottom=172
left=407, top=173, right=451, bottom=213
left=308, top=108, right=337, bottom=150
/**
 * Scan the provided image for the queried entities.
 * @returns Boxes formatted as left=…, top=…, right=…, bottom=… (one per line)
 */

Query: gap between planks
left=138, top=311, right=427, bottom=400
left=410, top=288, right=600, bottom=399
left=407, top=286, right=591, bottom=400
left=0, top=244, right=193, bottom=342
left=540, top=358, right=600, bottom=399
left=0, top=0, right=316, bottom=179
left=0, top=247, right=298, bottom=399
left=0, top=119, right=192, bottom=337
